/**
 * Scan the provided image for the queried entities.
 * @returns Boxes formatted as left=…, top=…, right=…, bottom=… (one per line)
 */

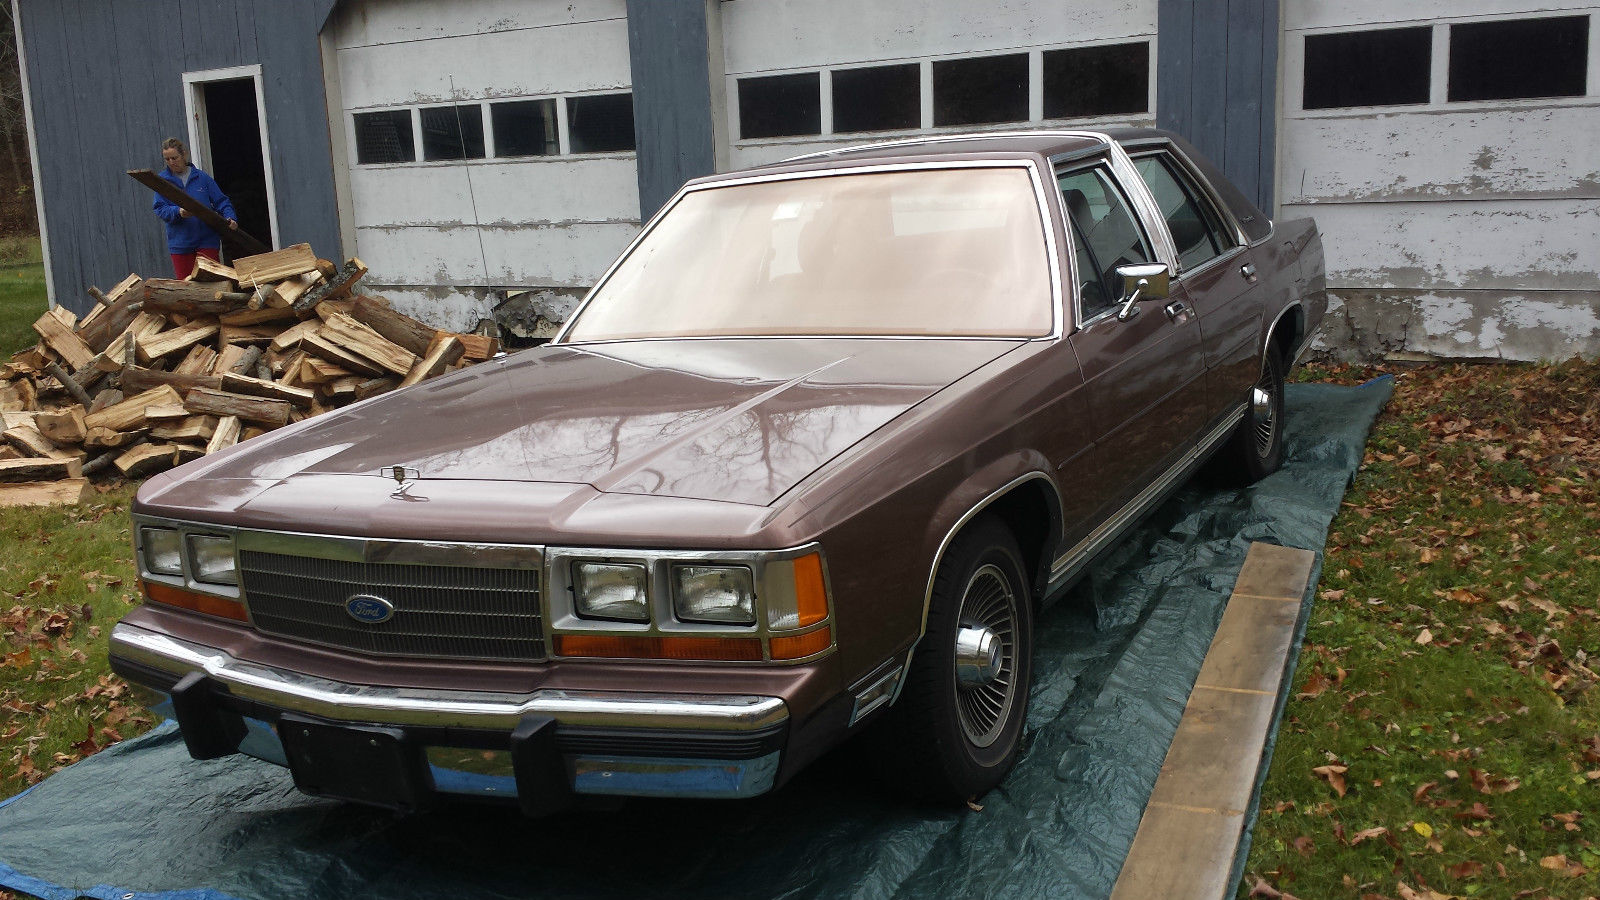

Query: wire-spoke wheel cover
left=954, top=563, right=1019, bottom=748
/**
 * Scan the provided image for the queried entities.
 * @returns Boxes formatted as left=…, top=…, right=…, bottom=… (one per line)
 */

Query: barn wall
left=16, top=0, right=340, bottom=317
left=719, top=0, right=1159, bottom=169
left=1281, top=3, right=1600, bottom=361
left=1155, top=0, right=1279, bottom=212
left=326, top=0, right=641, bottom=332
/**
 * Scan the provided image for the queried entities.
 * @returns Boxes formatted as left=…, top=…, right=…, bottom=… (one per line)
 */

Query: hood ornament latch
left=383, top=466, right=425, bottom=501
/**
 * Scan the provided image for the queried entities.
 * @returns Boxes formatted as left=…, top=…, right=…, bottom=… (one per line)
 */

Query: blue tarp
left=0, top=379, right=1392, bottom=900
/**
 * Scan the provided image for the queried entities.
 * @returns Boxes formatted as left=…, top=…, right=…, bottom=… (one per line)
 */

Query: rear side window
left=1058, top=166, right=1155, bottom=318
left=1131, top=154, right=1233, bottom=273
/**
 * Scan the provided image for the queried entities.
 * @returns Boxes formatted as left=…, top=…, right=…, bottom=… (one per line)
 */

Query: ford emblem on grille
left=345, top=594, right=395, bottom=624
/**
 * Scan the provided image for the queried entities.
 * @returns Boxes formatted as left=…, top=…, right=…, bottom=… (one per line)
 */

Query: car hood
left=166, top=338, right=1024, bottom=508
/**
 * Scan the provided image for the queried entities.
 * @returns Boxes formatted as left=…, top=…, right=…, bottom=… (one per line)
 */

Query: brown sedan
left=111, top=128, right=1326, bottom=813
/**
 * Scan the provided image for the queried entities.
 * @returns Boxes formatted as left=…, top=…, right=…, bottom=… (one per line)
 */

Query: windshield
left=560, top=167, right=1054, bottom=341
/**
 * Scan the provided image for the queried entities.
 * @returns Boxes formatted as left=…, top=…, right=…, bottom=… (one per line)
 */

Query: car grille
left=238, top=550, right=545, bottom=662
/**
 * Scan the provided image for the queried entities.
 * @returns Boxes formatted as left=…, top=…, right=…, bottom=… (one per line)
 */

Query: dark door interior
left=201, top=78, right=273, bottom=254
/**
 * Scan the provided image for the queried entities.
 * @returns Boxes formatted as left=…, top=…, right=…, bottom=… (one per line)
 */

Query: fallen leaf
left=1416, top=628, right=1434, bottom=646
left=1413, top=822, right=1434, bottom=838
left=1313, top=764, right=1349, bottom=797
left=1350, top=826, right=1390, bottom=845
left=1445, top=861, right=1482, bottom=879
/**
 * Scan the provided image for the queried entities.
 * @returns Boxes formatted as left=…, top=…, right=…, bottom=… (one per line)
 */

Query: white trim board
left=13, top=0, right=55, bottom=309
left=181, top=64, right=282, bottom=250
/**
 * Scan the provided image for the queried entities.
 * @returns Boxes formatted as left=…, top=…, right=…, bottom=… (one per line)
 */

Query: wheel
left=1213, top=347, right=1286, bottom=484
left=870, top=516, right=1033, bottom=804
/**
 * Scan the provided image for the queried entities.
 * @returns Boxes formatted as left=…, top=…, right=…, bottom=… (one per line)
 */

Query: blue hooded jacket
left=152, top=166, right=238, bottom=254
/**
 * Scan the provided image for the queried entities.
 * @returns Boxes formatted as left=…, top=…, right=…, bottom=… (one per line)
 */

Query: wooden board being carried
left=126, top=169, right=270, bottom=255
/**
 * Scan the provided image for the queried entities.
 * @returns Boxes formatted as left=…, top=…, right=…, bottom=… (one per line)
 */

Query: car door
left=1128, top=149, right=1263, bottom=422
left=1059, top=163, right=1207, bottom=525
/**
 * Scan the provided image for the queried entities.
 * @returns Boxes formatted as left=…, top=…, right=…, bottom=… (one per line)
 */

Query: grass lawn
left=0, top=235, right=48, bottom=356
left=0, top=327, right=1594, bottom=899
left=1243, top=361, right=1600, bottom=900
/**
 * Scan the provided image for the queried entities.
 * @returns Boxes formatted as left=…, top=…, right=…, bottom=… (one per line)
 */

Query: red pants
left=171, top=246, right=221, bottom=278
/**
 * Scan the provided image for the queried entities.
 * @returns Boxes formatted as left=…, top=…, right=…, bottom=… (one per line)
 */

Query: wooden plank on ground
left=126, top=169, right=269, bottom=255
left=1110, top=543, right=1315, bottom=900
left=232, top=243, right=317, bottom=286
left=0, top=479, right=91, bottom=508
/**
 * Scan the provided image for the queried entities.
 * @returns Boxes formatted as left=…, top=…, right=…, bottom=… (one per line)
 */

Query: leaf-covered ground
left=1244, top=360, right=1600, bottom=900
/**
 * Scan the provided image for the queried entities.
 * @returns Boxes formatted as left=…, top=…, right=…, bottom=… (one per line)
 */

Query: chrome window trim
left=111, top=623, right=789, bottom=732
left=1046, top=404, right=1246, bottom=586
left=1125, top=145, right=1251, bottom=250
left=552, top=159, right=1066, bottom=345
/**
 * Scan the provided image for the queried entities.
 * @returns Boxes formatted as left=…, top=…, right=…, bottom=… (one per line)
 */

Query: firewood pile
left=0, top=243, right=499, bottom=508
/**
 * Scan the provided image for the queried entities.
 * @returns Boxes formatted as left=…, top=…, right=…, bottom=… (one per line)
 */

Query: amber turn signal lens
left=792, top=552, right=829, bottom=628
left=141, top=580, right=248, bottom=622
left=554, top=634, right=764, bottom=661
left=770, top=626, right=831, bottom=660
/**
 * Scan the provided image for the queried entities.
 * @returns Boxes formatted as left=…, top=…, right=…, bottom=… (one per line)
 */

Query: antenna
left=448, top=74, right=493, bottom=314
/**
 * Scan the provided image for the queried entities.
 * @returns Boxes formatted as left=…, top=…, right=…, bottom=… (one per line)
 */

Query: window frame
left=1126, top=149, right=1242, bottom=277
left=348, top=90, right=637, bottom=169
left=1055, top=160, right=1160, bottom=329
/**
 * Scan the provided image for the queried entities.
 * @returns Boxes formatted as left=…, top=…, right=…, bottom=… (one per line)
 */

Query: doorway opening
left=183, top=66, right=279, bottom=255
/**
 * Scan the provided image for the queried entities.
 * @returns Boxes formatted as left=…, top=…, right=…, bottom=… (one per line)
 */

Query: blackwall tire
left=1215, top=348, right=1287, bottom=485
left=872, top=516, right=1033, bottom=804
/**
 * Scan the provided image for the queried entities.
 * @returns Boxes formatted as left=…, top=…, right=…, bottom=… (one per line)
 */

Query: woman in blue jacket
left=152, top=137, right=239, bottom=277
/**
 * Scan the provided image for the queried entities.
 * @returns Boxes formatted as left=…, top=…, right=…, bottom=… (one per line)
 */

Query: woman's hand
left=227, top=219, right=239, bottom=230
left=178, top=208, right=192, bottom=218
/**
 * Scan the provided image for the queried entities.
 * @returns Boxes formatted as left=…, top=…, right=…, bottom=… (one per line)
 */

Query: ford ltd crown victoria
left=110, top=129, right=1326, bottom=814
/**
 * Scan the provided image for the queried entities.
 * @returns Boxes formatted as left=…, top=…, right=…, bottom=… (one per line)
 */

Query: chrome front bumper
left=109, top=622, right=789, bottom=806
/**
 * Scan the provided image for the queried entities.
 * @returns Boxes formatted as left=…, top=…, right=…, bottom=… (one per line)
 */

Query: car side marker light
left=141, top=580, right=249, bottom=622
left=792, top=552, right=829, bottom=628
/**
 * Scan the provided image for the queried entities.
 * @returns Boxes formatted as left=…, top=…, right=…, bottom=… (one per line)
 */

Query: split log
left=348, top=296, right=437, bottom=357
left=206, top=416, right=242, bottom=454
left=84, top=385, right=184, bottom=432
left=0, top=445, right=18, bottom=461
left=355, top=377, right=400, bottom=400
left=151, top=415, right=219, bottom=443
left=4, top=425, right=78, bottom=462
left=0, top=380, right=37, bottom=412
left=233, top=243, right=318, bottom=287
left=34, top=407, right=87, bottom=445
left=219, top=372, right=315, bottom=408
left=400, top=334, right=464, bottom=388
left=293, top=258, right=368, bottom=313
left=320, top=313, right=418, bottom=376
left=0, top=458, right=81, bottom=482
left=116, top=443, right=181, bottom=478
left=0, top=479, right=91, bottom=508
left=143, top=279, right=251, bottom=316
left=182, top=387, right=292, bottom=427
left=86, top=390, right=121, bottom=415
left=277, top=350, right=309, bottom=386
left=84, top=427, right=144, bottom=450
left=267, top=271, right=322, bottom=308
left=173, top=344, right=219, bottom=375
left=298, top=356, right=353, bottom=385
left=324, top=377, right=362, bottom=402
left=220, top=324, right=279, bottom=346
left=137, top=319, right=219, bottom=363
left=211, top=345, right=249, bottom=375
left=117, top=367, right=223, bottom=396
left=453, top=332, right=501, bottom=362
left=127, top=169, right=269, bottom=254
left=219, top=305, right=297, bottom=327
left=93, top=312, right=165, bottom=372
left=230, top=345, right=264, bottom=375
left=2, top=411, right=35, bottom=429
left=300, top=334, right=385, bottom=377
left=189, top=257, right=238, bottom=284
left=269, top=319, right=322, bottom=353
left=144, top=404, right=190, bottom=422
left=32, top=307, right=95, bottom=371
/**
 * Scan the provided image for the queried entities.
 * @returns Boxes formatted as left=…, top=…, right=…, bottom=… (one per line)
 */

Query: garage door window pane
left=420, top=105, right=485, bottom=161
left=1043, top=43, right=1150, bottom=118
left=491, top=99, right=558, bottom=157
left=833, top=64, right=920, bottom=133
left=354, top=110, right=415, bottom=165
left=934, top=54, right=1029, bottom=126
left=1303, top=27, right=1431, bottom=109
left=567, top=93, right=636, bottom=153
left=739, top=73, right=821, bottom=139
left=1449, top=17, right=1588, bottom=101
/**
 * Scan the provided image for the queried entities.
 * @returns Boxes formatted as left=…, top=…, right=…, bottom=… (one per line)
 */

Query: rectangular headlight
left=573, top=562, right=649, bottom=622
left=140, top=527, right=183, bottom=576
left=672, top=565, right=755, bottom=625
left=187, top=535, right=237, bottom=585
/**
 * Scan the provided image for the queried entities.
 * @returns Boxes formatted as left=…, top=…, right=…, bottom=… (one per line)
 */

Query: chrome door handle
left=1163, top=300, right=1190, bottom=321
left=1241, top=263, right=1257, bottom=279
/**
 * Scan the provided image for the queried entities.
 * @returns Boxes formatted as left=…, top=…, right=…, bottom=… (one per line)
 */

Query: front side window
left=1058, top=166, right=1155, bottom=319
left=1132, top=153, right=1233, bottom=273
left=562, top=168, right=1053, bottom=341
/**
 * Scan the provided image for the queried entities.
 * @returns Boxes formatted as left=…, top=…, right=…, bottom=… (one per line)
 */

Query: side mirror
left=1114, top=263, right=1171, bottom=322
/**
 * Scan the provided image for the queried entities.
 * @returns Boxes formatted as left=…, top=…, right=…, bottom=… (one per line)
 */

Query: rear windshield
left=561, top=167, right=1054, bottom=341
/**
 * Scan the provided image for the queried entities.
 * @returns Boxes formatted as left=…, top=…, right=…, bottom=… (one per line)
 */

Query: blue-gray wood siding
left=18, top=0, right=340, bottom=316
left=625, top=0, right=718, bottom=220
left=1157, top=0, right=1279, bottom=213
